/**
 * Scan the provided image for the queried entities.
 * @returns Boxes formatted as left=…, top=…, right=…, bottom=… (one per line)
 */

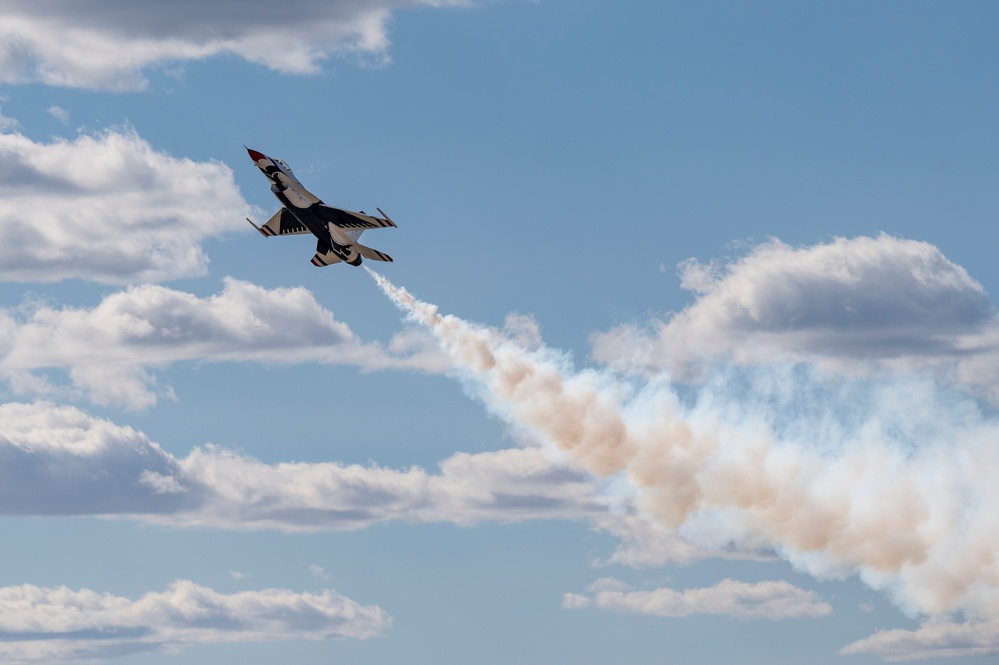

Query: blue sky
left=0, top=1, right=998, bottom=663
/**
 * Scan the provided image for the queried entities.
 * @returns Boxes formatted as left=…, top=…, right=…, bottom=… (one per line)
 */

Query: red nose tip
left=246, top=147, right=267, bottom=163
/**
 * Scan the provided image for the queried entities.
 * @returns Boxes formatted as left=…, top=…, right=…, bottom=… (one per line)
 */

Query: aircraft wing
left=316, top=205, right=396, bottom=230
left=248, top=208, right=310, bottom=237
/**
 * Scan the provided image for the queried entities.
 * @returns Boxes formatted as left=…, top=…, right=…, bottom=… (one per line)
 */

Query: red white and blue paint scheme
left=245, top=147, right=396, bottom=267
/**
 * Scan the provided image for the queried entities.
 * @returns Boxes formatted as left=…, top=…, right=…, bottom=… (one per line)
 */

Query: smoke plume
left=368, top=268, right=999, bottom=640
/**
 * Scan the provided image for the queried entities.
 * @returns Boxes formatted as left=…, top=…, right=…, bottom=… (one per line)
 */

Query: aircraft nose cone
left=246, top=147, right=267, bottom=163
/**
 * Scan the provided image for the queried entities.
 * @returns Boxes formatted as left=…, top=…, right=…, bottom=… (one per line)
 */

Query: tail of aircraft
left=355, top=243, right=393, bottom=263
left=348, top=208, right=394, bottom=262
left=311, top=242, right=392, bottom=267
left=311, top=249, right=342, bottom=267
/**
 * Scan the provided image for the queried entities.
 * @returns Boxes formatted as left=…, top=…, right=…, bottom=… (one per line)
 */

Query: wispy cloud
left=0, top=278, right=446, bottom=408
left=0, top=580, right=389, bottom=663
left=0, top=105, right=18, bottom=131
left=564, top=578, right=832, bottom=621
left=0, top=0, right=471, bottom=91
left=0, top=128, right=249, bottom=284
left=45, top=105, right=69, bottom=124
left=309, top=564, right=333, bottom=581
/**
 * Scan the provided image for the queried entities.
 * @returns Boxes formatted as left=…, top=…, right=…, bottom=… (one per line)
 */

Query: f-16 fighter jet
left=245, top=147, right=396, bottom=266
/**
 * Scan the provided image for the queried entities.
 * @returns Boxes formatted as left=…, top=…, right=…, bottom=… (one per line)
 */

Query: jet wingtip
left=246, top=217, right=273, bottom=237
left=376, top=207, right=397, bottom=227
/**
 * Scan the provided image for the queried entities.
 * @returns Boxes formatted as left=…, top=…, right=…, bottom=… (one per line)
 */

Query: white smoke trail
left=367, top=269, right=999, bottom=628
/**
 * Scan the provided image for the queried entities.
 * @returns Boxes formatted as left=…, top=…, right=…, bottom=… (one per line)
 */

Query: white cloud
left=169, top=442, right=604, bottom=531
left=139, top=469, right=188, bottom=495
left=45, top=105, right=68, bottom=123
left=842, top=618, right=999, bottom=661
left=0, top=401, right=604, bottom=530
left=561, top=593, right=591, bottom=609
left=0, top=106, right=17, bottom=131
left=591, top=513, right=765, bottom=568
left=565, top=578, right=832, bottom=621
left=0, top=128, right=250, bottom=284
left=0, top=0, right=470, bottom=91
left=0, top=401, right=191, bottom=515
left=0, top=580, right=389, bottom=663
left=0, top=278, right=446, bottom=408
left=309, top=564, right=333, bottom=581
left=586, top=577, right=634, bottom=593
left=591, top=235, right=999, bottom=398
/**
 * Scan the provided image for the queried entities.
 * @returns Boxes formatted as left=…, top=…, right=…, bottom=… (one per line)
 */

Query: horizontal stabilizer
left=356, top=243, right=393, bottom=263
left=311, top=249, right=343, bottom=267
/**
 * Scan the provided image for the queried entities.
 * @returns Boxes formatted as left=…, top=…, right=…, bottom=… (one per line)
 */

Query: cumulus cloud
left=592, top=235, right=999, bottom=398
left=564, top=578, right=832, bottom=621
left=0, top=278, right=446, bottom=408
left=369, top=266, right=999, bottom=656
left=842, top=618, right=999, bottom=661
left=0, top=401, right=191, bottom=515
left=0, top=0, right=469, bottom=91
left=0, top=128, right=250, bottom=284
left=0, top=580, right=389, bottom=663
left=0, top=402, right=603, bottom=529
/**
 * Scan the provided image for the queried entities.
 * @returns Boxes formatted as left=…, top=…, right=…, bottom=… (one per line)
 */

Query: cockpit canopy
left=273, top=158, right=300, bottom=184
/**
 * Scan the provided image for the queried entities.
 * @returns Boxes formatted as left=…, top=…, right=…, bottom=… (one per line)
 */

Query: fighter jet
left=245, top=147, right=396, bottom=267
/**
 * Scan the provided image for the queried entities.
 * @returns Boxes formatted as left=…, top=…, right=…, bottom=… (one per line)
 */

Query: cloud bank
left=367, top=235, right=999, bottom=660
left=0, top=580, right=388, bottom=663
left=0, top=401, right=603, bottom=529
left=563, top=577, right=831, bottom=621
left=0, top=128, right=249, bottom=284
left=0, top=0, right=469, bottom=90
left=0, top=278, right=446, bottom=408
left=842, top=618, right=999, bottom=661
left=593, top=235, right=999, bottom=401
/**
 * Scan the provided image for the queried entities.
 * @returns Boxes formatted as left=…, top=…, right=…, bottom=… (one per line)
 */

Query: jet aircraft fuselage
left=245, top=147, right=395, bottom=267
